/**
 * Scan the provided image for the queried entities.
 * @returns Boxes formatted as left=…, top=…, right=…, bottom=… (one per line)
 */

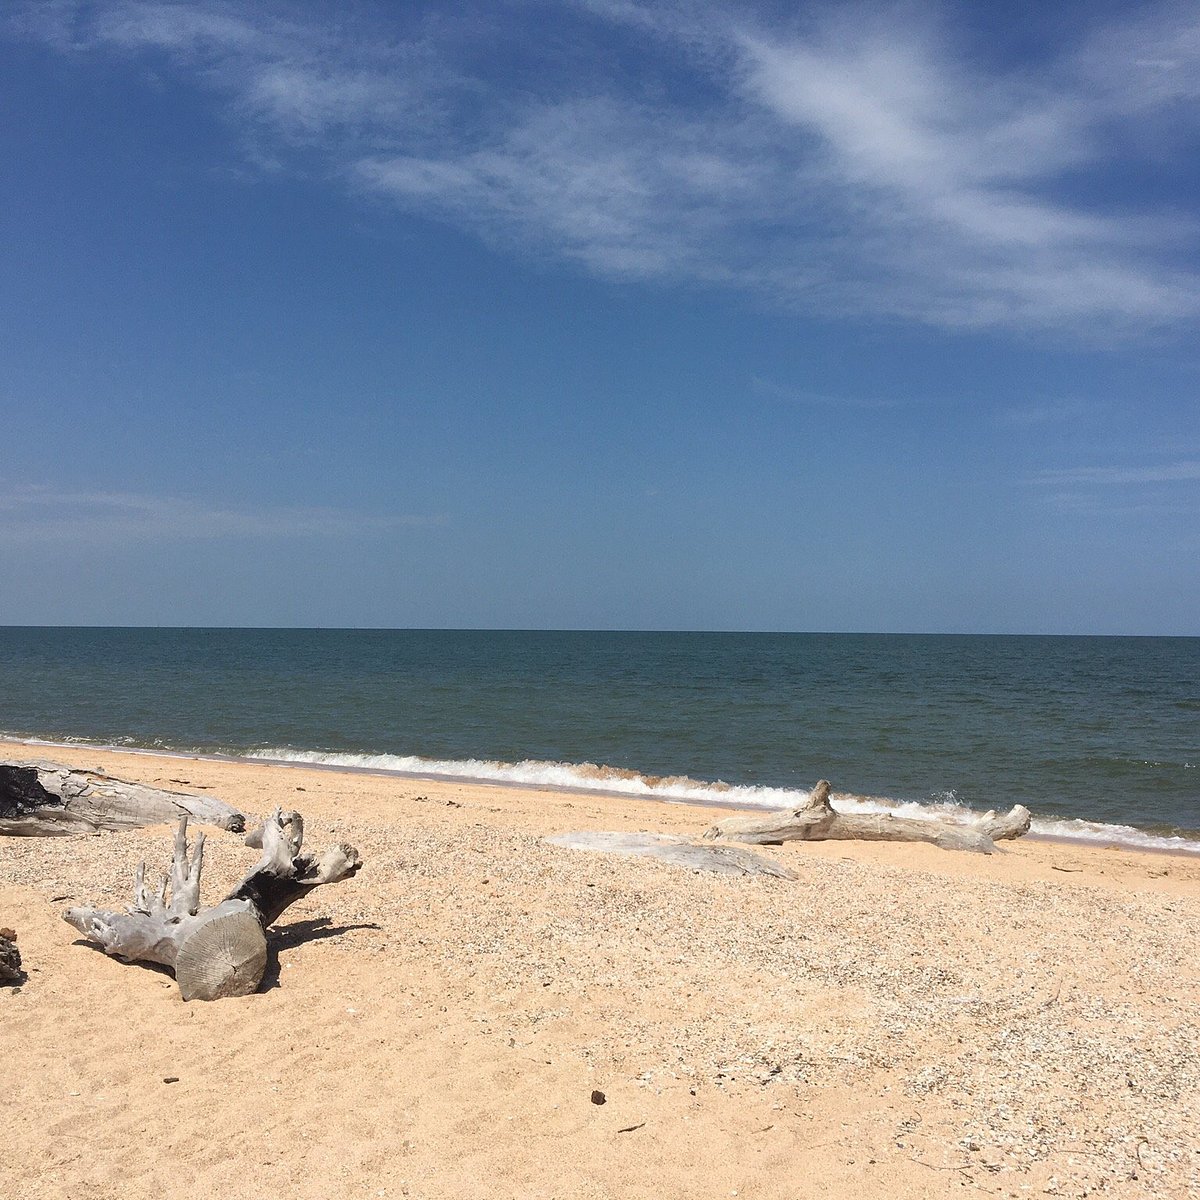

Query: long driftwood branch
left=704, top=780, right=1032, bottom=855
left=63, top=809, right=361, bottom=1000
left=0, top=762, right=244, bottom=836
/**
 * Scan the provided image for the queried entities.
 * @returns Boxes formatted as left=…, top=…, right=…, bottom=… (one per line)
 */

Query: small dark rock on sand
left=0, top=926, right=23, bottom=985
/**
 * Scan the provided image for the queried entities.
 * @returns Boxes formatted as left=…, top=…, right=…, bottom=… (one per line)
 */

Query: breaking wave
left=245, top=746, right=1200, bottom=856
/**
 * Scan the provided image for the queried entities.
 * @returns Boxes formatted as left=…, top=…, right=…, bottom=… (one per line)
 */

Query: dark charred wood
left=0, top=765, right=63, bottom=819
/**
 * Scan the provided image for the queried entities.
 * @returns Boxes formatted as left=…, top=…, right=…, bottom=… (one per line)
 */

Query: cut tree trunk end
left=64, top=809, right=362, bottom=1000
left=704, top=780, right=1032, bottom=855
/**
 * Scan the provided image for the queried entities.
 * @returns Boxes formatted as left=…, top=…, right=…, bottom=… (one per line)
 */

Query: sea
left=1, top=627, right=1197, bottom=852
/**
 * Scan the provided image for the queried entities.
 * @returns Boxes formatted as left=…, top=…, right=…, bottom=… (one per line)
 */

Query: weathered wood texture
left=0, top=761, right=245, bottom=836
left=704, top=780, right=1032, bottom=855
left=63, top=809, right=361, bottom=1000
left=0, top=926, right=22, bottom=985
left=547, top=831, right=797, bottom=878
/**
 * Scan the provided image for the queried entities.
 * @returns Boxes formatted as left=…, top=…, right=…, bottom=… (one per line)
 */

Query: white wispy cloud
left=1075, top=2, right=1200, bottom=113
left=0, top=487, right=444, bottom=543
left=1034, top=461, right=1200, bottom=486
left=1037, top=491, right=1198, bottom=518
left=994, top=399, right=1094, bottom=428
left=1026, top=456, right=1200, bottom=519
left=750, top=376, right=898, bottom=410
left=9, top=0, right=1200, bottom=334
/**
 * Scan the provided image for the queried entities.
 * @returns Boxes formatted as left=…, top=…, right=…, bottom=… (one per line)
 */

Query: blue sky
left=1, top=0, right=1198, bottom=633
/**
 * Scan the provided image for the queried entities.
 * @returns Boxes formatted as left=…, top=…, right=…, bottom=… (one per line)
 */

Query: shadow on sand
left=259, top=917, right=382, bottom=990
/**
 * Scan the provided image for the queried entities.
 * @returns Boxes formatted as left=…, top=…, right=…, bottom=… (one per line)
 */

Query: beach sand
left=2, top=739, right=1198, bottom=1199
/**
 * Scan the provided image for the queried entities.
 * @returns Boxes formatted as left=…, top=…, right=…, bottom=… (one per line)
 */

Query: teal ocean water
left=1, top=628, right=1197, bottom=851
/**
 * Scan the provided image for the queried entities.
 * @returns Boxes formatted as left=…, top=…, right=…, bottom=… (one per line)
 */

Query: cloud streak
left=0, top=487, right=444, bottom=544
left=10, top=0, right=1200, bottom=334
left=750, top=376, right=898, bottom=410
left=1034, top=461, right=1200, bottom=486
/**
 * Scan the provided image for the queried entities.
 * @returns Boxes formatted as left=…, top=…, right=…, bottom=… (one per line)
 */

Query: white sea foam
left=245, top=746, right=1200, bottom=856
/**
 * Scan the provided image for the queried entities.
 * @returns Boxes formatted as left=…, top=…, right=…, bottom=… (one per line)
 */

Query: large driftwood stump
left=63, top=809, right=361, bottom=1000
left=704, top=780, right=1032, bottom=855
left=0, top=761, right=245, bottom=837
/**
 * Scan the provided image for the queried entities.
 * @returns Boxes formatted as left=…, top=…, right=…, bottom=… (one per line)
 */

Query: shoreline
left=7, top=731, right=1200, bottom=859
left=5, top=736, right=1200, bottom=890
left=3, top=739, right=1200, bottom=1198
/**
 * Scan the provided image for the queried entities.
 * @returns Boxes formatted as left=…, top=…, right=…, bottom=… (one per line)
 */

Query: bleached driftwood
left=547, top=831, right=797, bottom=878
left=704, top=780, right=1032, bottom=855
left=63, top=809, right=361, bottom=1000
left=0, top=762, right=244, bottom=836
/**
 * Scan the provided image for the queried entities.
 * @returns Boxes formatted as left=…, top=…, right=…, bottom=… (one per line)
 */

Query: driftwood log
left=705, top=780, right=1032, bottom=855
left=0, top=762, right=244, bottom=836
left=547, top=831, right=797, bottom=878
left=0, top=927, right=22, bottom=985
left=63, top=809, right=361, bottom=1000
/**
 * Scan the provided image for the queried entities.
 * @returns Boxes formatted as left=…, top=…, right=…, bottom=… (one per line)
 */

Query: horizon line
left=0, top=625, right=1196, bottom=639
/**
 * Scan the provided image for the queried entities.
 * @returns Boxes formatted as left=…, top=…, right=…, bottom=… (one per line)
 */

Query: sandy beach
left=2, top=738, right=1198, bottom=1199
